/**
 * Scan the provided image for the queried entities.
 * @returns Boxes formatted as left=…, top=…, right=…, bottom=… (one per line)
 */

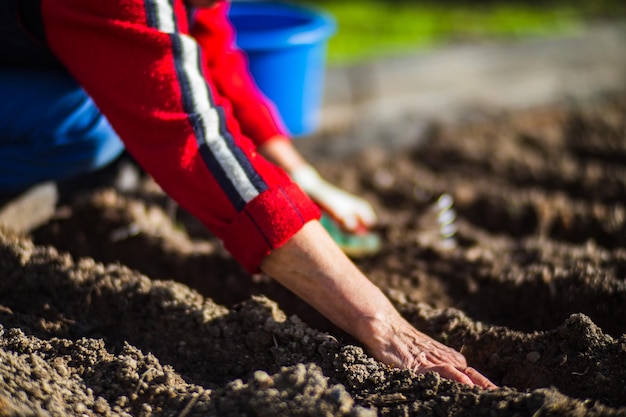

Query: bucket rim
left=228, top=1, right=336, bottom=50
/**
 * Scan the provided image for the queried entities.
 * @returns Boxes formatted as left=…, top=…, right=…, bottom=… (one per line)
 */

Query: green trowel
left=320, top=212, right=382, bottom=258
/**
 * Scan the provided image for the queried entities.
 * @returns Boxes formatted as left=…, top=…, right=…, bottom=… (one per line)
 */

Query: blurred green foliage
left=293, top=0, right=626, bottom=64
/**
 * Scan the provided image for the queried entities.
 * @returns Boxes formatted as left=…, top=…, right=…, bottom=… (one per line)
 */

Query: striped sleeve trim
left=144, top=0, right=268, bottom=211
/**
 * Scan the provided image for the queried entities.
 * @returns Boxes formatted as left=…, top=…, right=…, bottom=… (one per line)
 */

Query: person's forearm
left=43, top=1, right=321, bottom=273
left=258, top=135, right=308, bottom=174
left=192, top=4, right=290, bottom=147
left=259, top=136, right=378, bottom=232
left=261, top=220, right=497, bottom=389
left=261, top=220, right=395, bottom=344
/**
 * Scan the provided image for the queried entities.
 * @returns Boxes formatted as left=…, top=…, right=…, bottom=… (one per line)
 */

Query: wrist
left=348, top=300, right=405, bottom=352
left=289, top=164, right=324, bottom=194
left=356, top=314, right=391, bottom=347
left=265, top=134, right=291, bottom=144
left=258, top=136, right=308, bottom=173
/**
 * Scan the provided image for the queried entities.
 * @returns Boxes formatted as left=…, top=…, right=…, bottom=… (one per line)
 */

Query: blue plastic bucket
left=228, top=1, right=336, bottom=137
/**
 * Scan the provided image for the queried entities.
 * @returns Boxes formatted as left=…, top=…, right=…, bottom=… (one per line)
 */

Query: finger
left=341, top=211, right=369, bottom=232
left=429, top=350, right=467, bottom=369
left=464, top=367, right=498, bottom=390
left=424, top=364, right=475, bottom=388
left=317, top=205, right=354, bottom=231
left=341, top=213, right=359, bottom=231
left=318, top=202, right=360, bottom=232
left=355, top=202, right=377, bottom=227
left=425, top=345, right=467, bottom=369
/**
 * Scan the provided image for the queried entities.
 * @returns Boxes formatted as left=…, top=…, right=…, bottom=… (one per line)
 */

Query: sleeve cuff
left=223, top=181, right=321, bottom=273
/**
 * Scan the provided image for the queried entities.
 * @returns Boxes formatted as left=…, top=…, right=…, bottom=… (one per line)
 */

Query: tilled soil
left=1, top=94, right=625, bottom=416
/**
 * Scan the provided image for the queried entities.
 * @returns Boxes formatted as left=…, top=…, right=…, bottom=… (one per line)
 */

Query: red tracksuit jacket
left=40, top=0, right=320, bottom=272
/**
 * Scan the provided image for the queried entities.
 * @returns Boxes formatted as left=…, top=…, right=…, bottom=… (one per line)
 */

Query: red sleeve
left=41, top=0, right=320, bottom=273
left=190, top=3, right=290, bottom=145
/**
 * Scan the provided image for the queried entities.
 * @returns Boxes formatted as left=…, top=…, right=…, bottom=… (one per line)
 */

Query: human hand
left=290, top=165, right=377, bottom=232
left=261, top=221, right=495, bottom=389
left=364, top=315, right=497, bottom=389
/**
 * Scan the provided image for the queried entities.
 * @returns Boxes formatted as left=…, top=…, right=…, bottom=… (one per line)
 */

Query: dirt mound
left=1, top=94, right=626, bottom=416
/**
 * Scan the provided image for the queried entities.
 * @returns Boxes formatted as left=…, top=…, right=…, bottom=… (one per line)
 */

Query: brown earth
left=1, top=94, right=625, bottom=416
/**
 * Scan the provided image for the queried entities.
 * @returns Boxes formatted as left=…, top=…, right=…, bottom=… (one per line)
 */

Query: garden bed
left=0, top=94, right=625, bottom=416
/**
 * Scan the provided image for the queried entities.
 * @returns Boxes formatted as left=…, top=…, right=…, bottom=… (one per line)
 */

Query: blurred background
left=290, top=0, right=626, bottom=65
left=230, top=0, right=626, bottom=145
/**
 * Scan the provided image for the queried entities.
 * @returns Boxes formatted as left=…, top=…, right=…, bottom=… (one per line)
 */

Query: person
left=0, top=0, right=495, bottom=389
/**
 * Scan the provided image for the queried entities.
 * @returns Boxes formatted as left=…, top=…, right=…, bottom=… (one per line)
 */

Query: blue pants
left=0, top=68, right=124, bottom=194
